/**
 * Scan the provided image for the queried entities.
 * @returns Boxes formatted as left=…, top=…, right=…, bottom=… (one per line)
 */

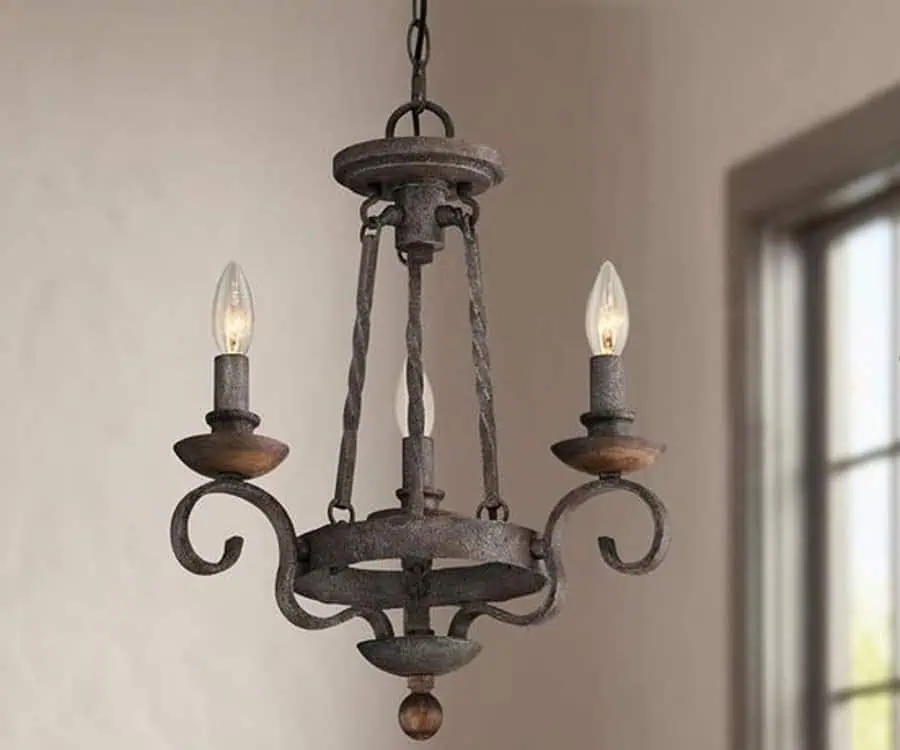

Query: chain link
left=407, top=0, right=430, bottom=136
left=385, top=0, right=457, bottom=139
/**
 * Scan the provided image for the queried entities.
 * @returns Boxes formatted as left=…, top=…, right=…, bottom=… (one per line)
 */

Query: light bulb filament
left=598, top=299, right=626, bottom=354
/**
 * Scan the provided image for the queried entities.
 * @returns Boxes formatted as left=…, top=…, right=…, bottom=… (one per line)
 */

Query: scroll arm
left=170, top=479, right=393, bottom=639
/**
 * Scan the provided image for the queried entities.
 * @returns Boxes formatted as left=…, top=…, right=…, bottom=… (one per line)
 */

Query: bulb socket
left=551, top=356, right=664, bottom=476
left=396, top=437, right=445, bottom=513
left=582, top=355, right=635, bottom=436
left=214, top=354, right=250, bottom=412
left=589, top=355, right=625, bottom=412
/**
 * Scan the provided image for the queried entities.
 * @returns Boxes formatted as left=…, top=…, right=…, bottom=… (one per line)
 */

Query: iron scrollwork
left=170, top=478, right=394, bottom=640
left=448, top=475, right=670, bottom=639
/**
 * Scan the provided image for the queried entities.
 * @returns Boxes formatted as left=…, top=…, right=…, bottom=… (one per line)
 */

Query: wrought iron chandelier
left=170, top=2, right=671, bottom=740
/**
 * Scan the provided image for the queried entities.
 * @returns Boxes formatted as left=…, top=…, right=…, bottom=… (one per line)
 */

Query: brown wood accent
left=173, top=433, right=290, bottom=480
left=550, top=435, right=664, bottom=475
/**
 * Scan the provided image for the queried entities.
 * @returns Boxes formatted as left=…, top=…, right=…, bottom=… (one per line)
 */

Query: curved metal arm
left=171, top=479, right=394, bottom=639
left=448, top=476, right=670, bottom=638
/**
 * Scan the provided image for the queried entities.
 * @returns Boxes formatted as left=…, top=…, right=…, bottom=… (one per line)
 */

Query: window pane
left=827, top=218, right=895, bottom=460
left=830, top=694, right=892, bottom=750
left=829, top=460, right=893, bottom=690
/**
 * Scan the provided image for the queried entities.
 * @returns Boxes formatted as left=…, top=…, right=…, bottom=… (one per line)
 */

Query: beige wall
left=0, top=2, right=413, bottom=748
left=3, top=0, right=900, bottom=748
left=427, top=2, right=900, bottom=749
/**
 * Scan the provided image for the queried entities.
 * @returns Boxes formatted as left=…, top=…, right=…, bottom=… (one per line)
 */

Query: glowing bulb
left=585, top=260, right=629, bottom=355
left=212, top=261, right=255, bottom=354
left=394, top=359, right=435, bottom=437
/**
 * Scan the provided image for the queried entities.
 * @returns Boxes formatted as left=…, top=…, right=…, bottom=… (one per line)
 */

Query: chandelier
left=170, top=2, right=671, bottom=741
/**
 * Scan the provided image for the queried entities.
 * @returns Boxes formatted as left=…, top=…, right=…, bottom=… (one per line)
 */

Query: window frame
left=729, top=82, right=900, bottom=750
left=796, top=196, right=900, bottom=750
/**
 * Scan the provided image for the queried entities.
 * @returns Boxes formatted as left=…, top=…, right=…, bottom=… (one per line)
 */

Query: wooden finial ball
left=398, top=691, right=443, bottom=741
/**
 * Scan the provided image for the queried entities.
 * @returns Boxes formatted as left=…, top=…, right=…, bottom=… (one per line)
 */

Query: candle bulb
left=584, top=260, right=630, bottom=422
left=213, top=261, right=255, bottom=355
left=211, top=262, right=254, bottom=414
left=585, top=260, right=629, bottom=356
left=394, top=358, right=436, bottom=437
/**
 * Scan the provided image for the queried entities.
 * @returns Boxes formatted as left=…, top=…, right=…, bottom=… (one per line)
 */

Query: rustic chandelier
left=170, top=2, right=671, bottom=740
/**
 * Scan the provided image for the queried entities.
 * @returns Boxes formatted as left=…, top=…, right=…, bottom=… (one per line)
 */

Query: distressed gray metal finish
left=396, top=436, right=445, bottom=512
left=296, top=514, right=542, bottom=572
left=459, top=216, right=506, bottom=521
left=294, top=561, right=546, bottom=610
left=206, top=353, right=261, bottom=435
left=589, top=354, right=626, bottom=415
left=332, top=137, right=504, bottom=198
left=171, top=183, right=673, bottom=726
left=213, top=354, right=250, bottom=412
left=404, top=258, right=428, bottom=518
left=448, top=475, right=671, bottom=639
left=386, top=100, right=455, bottom=138
left=358, top=636, right=482, bottom=677
left=170, top=478, right=393, bottom=639
left=583, top=354, right=636, bottom=435
left=329, top=206, right=385, bottom=522
left=394, top=183, right=452, bottom=256
left=170, top=3, right=673, bottom=738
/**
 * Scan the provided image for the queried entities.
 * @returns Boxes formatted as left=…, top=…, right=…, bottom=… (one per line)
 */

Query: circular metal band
left=294, top=515, right=547, bottom=610
left=296, top=563, right=545, bottom=609
left=302, top=514, right=537, bottom=568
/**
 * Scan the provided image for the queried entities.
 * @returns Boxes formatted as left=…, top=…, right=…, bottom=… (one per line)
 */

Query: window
left=729, top=84, right=900, bottom=750
left=741, top=182, right=900, bottom=750
left=807, top=199, right=900, bottom=750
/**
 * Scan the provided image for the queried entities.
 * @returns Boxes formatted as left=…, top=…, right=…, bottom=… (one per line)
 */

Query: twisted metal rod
left=171, top=478, right=394, bottom=639
left=404, top=257, right=427, bottom=517
left=329, top=198, right=383, bottom=523
left=447, top=475, right=671, bottom=639
left=460, top=215, right=507, bottom=521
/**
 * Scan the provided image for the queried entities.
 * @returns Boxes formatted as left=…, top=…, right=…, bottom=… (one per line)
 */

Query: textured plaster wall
left=0, top=2, right=411, bottom=747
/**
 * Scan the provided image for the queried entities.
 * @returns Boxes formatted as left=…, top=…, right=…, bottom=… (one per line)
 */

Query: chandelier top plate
left=333, top=136, right=505, bottom=197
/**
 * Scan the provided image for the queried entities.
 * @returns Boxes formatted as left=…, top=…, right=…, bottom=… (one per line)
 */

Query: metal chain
left=404, top=257, right=428, bottom=517
left=385, top=0, right=456, bottom=139
left=460, top=204, right=508, bottom=522
left=407, top=0, right=430, bottom=136
left=328, top=196, right=384, bottom=524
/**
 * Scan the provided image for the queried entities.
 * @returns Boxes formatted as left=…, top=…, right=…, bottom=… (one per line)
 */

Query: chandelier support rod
left=402, top=560, right=433, bottom=636
left=457, top=207, right=507, bottom=521
left=329, top=198, right=400, bottom=523
left=404, top=255, right=428, bottom=518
